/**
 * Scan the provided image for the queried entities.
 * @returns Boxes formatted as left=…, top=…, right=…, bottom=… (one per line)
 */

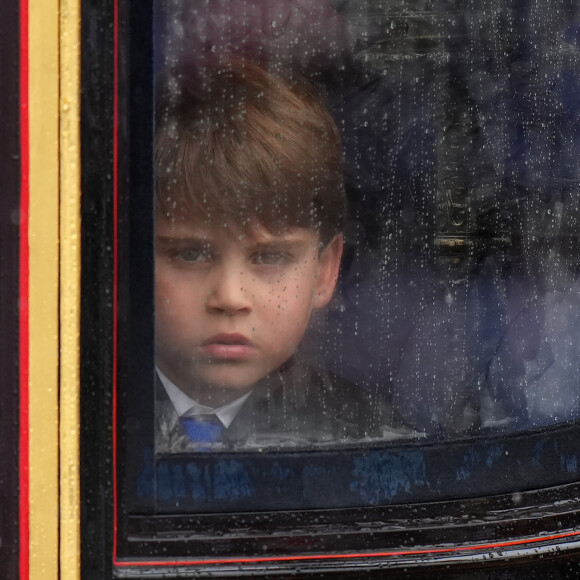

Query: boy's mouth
left=199, top=334, right=254, bottom=360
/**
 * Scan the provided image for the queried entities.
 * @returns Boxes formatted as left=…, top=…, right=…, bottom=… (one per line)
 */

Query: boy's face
left=155, top=214, right=343, bottom=405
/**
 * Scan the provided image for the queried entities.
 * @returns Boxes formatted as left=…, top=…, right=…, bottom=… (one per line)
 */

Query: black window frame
left=0, top=2, right=24, bottom=577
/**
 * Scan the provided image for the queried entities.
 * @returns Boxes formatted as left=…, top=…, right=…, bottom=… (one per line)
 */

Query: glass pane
left=151, top=0, right=580, bottom=455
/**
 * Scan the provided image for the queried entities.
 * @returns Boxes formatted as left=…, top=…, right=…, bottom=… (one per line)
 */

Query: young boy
left=154, top=57, right=407, bottom=451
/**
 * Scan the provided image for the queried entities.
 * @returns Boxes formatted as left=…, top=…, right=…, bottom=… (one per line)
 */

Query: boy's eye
left=174, top=247, right=211, bottom=263
left=252, top=251, right=288, bottom=266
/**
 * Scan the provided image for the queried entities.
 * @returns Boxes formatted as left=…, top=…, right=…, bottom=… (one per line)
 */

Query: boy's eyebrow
left=155, top=231, right=316, bottom=246
left=155, top=235, right=209, bottom=245
left=249, top=239, right=312, bottom=250
left=246, top=229, right=318, bottom=245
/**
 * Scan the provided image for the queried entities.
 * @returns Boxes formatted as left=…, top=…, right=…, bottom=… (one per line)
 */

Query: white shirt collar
left=156, top=366, right=252, bottom=428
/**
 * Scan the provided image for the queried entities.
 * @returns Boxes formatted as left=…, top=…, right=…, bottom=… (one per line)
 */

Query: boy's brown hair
left=155, top=57, right=347, bottom=244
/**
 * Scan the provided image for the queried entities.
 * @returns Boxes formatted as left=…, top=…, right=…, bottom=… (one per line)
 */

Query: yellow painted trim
left=28, top=0, right=60, bottom=578
left=59, top=0, right=81, bottom=577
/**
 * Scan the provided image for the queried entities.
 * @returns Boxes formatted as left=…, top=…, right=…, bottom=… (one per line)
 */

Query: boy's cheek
left=155, top=295, right=193, bottom=338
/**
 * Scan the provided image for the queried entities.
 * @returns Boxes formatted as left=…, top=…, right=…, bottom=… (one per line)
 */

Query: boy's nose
left=205, top=267, right=252, bottom=315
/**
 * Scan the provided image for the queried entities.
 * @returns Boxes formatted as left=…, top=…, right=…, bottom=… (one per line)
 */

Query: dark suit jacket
left=154, top=360, right=413, bottom=453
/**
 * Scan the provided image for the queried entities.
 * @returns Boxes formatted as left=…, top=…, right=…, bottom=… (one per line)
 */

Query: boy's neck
left=188, top=384, right=254, bottom=408
left=156, top=364, right=255, bottom=407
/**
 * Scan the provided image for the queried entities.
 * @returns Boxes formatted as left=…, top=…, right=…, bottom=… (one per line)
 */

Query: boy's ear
left=312, top=234, right=344, bottom=310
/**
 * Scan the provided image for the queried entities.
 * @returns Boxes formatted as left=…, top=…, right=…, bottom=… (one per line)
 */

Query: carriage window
left=107, top=0, right=580, bottom=569
left=145, top=0, right=580, bottom=455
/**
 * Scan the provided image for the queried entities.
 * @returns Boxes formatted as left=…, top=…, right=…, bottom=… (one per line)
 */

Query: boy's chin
left=195, top=367, right=262, bottom=398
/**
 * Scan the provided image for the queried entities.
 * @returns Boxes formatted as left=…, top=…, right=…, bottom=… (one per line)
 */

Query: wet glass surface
left=152, top=0, right=580, bottom=451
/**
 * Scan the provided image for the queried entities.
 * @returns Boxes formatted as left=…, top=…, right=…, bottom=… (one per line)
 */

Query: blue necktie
left=181, top=413, right=224, bottom=445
